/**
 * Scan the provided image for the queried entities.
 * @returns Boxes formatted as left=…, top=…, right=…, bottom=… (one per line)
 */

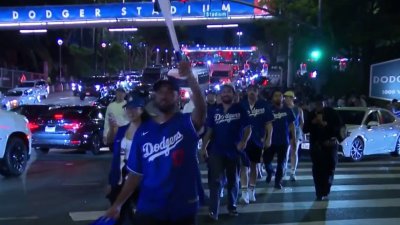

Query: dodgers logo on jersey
left=273, top=112, right=288, bottom=120
left=214, top=113, right=241, bottom=124
left=142, top=131, right=184, bottom=162
left=248, top=108, right=265, bottom=117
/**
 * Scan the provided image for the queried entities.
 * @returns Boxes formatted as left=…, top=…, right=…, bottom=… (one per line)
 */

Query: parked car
left=1, top=88, right=41, bottom=110
left=0, top=108, right=31, bottom=177
left=18, top=80, right=49, bottom=99
left=31, top=105, right=106, bottom=155
left=73, top=76, right=109, bottom=100
left=301, top=107, right=400, bottom=161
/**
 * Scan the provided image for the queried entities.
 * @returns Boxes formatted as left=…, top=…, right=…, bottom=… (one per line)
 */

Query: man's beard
left=222, top=97, right=233, bottom=104
left=155, top=101, right=176, bottom=113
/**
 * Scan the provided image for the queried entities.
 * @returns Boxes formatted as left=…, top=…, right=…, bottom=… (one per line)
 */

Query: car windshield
left=18, top=82, right=35, bottom=88
left=5, top=90, right=23, bottom=96
left=335, top=110, right=366, bottom=125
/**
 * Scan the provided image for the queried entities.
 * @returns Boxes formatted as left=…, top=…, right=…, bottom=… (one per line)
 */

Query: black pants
left=310, top=144, right=338, bottom=197
left=107, top=185, right=136, bottom=225
left=263, top=145, right=288, bottom=185
left=134, top=213, right=197, bottom=225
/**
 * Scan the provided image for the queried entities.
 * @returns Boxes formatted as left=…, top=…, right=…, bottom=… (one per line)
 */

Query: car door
left=378, top=109, right=398, bottom=153
left=363, top=110, right=386, bottom=154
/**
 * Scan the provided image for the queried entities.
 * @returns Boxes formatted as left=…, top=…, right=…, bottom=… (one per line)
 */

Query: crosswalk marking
left=68, top=159, right=400, bottom=224
left=199, top=166, right=400, bottom=175
left=197, top=198, right=400, bottom=214
left=203, top=184, right=400, bottom=195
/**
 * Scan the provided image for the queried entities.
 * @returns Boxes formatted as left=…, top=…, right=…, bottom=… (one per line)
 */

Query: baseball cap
left=123, top=96, right=146, bottom=108
left=284, top=90, right=296, bottom=99
left=115, top=87, right=126, bottom=93
left=220, top=84, right=236, bottom=93
left=153, top=79, right=179, bottom=92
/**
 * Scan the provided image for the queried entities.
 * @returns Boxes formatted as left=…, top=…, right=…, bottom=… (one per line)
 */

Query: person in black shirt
left=304, top=96, right=344, bottom=201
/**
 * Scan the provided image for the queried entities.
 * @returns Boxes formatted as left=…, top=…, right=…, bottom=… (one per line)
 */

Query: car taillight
left=63, top=123, right=82, bottom=131
left=28, top=122, right=39, bottom=131
left=180, top=89, right=190, bottom=100
left=54, top=114, right=63, bottom=120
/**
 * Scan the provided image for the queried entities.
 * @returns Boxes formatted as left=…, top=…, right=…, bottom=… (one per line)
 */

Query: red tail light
left=63, top=123, right=82, bottom=131
left=28, top=122, right=39, bottom=132
left=54, top=114, right=63, bottom=120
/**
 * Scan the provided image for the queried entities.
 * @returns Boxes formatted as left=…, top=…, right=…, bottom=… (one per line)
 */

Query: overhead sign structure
left=370, top=58, right=400, bottom=100
left=0, top=1, right=271, bottom=29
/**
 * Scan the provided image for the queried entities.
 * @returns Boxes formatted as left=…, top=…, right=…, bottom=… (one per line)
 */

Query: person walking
left=304, top=96, right=344, bottom=201
left=103, top=88, right=129, bottom=152
left=239, top=85, right=273, bottom=204
left=264, top=90, right=296, bottom=189
left=284, top=91, right=304, bottom=181
left=104, top=61, right=206, bottom=225
left=107, top=96, right=149, bottom=225
left=201, top=84, right=252, bottom=221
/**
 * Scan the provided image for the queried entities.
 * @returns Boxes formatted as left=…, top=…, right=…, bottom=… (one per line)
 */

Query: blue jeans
left=207, top=153, right=240, bottom=215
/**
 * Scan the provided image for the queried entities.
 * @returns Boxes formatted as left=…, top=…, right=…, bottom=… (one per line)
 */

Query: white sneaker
left=239, top=190, right=250, bottom=204
left=249, top=189, right=256, bottom=202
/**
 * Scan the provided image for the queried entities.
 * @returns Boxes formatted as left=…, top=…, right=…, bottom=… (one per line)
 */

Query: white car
left=18, top=80, right=49, bottom=99
left=1, top=88, right=41, bottom=110
left=0, top=109, right=31, bottom=177
left=302, top=107, right=400, bottom=161
left=338, top=107, right=400, bottom=161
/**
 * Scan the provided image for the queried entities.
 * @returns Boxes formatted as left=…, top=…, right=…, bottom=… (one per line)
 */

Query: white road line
left=0, top=216, right=39, bottom=221
left=197, top=198, right=400, bottom=214
left=200, top=173, right=400, bottom=183
left=199, top=167, right=400, bottom=175
left=70, top=211, right=104, bottom=222
left=262, top=218, right=400, bottom=225
left=204, top=184, right=400, bottom=195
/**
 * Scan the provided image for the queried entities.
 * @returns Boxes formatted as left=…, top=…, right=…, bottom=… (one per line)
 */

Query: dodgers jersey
left=207, top=103, right=250, bottom=158
left=271, top=105, right=296, bottom=146
left=127, top=113, right=201, bottom=220
left=241, top=99, right=274, bottom=148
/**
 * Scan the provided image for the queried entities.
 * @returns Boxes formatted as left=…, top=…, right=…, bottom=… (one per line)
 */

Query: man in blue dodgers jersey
left=201, top=84, right=252, bottom=221
left=264, top=90, right=296, bottom=190
left=104, top=61, right=206, bottom=225
left=239, top=84, right=273, bottom=204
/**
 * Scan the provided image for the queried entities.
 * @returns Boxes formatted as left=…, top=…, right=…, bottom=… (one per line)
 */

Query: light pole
left=165, top=49, right=168, bottom=65
left=101, top=42, right=107, bottom=75
left=128, top=44, right=132, bottom=71
left=57, top=39, right=63, bottom=82
left=156, top=48, right=160, bottom=65
left=236, top=31, right=243, bottom=48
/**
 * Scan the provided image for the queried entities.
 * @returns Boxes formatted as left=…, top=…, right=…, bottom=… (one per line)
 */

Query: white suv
left=0, top=109, right=31, bottom=177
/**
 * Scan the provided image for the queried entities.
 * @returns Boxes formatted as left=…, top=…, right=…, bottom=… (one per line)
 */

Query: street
left=41, top=91, right=97, bottom=106
left=1, top=146, right=400, bottom=225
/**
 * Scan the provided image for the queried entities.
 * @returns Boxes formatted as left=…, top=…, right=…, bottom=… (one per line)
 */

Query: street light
left=156, top=48, right=160, bottom=65
left=236, top=31, right=243, bottom=48
left=165, top=49, right=168, bottom=65
left=57, top=39, right=63, bottom=82
left=101, top=42, right=107, bottom=75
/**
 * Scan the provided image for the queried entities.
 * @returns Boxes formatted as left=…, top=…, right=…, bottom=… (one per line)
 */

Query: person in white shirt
left=103, top=87, right=129, bottom=151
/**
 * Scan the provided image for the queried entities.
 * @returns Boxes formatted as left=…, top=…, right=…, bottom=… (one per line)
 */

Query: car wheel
left=392, top=135, right=400, bottom=157
left=350, top=137, right=364, bottom=162
left=0, top=137, right=28, bottom=177
left=90, top=134, right=101, bottom=155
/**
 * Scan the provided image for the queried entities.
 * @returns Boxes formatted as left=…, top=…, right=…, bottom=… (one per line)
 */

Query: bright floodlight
left=236, top=31, right=243, bottom=36
left=57, top=39, right=63, bottom=46
left=101, top=43, right=107, bottom=48
left=310, top=50, right=322, bottom=60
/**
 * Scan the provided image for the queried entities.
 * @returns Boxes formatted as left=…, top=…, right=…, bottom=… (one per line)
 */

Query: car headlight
left=95, top=85, right=101, bottom=91
left=78, top=85, right=82, bottom=91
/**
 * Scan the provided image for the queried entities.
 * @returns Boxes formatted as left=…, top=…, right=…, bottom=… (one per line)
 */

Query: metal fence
left=0, top=68, right=46, bottom=89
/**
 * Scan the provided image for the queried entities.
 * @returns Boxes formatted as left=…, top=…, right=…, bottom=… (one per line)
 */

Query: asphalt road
left=2, top=92, right=400, bottom=225
left=2, top=149, right=400, bottom=225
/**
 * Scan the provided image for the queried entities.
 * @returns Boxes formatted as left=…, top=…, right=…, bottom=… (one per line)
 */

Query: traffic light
left=310, top=49, right=322, bottom=61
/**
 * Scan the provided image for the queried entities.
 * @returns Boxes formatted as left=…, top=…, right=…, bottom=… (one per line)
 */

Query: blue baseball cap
left=123, top=96, right=146, bottom=108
